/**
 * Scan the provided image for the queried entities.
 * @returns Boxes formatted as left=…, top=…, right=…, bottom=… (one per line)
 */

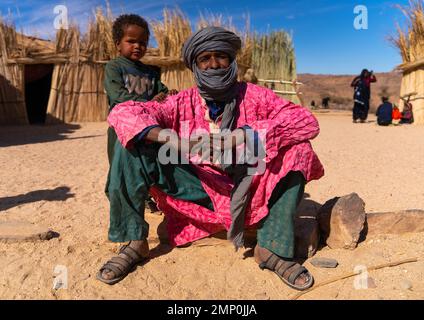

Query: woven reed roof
left=8, top=32, right=180, bottom=67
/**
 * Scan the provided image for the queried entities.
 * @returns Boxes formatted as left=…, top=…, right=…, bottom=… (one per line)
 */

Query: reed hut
left=0, top=8, right=298, bottom=125
left=0, top=21, right=54, bottom=124
left=393, top=0, right=424, bottom=125
left=0, top=10, right=116, bottom=125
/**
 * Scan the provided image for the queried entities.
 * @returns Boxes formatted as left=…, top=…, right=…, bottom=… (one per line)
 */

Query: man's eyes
left=216, top=54, right=228, bottom=59
left=199, top=56, right=228, bottom=62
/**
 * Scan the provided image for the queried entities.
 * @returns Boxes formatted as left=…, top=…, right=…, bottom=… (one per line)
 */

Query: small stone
left=367, top=277, right=377, bottom=289
left=400, top=279, right=413, bottom=290
left=310, top=257, right=339, bottom=268
left=254, top=292, right=270, bottom=300
left=317, top=193, right=366, bottom=250
left=66, top=245, right=75, bottom=254
left=79, top=274, right=90, bottom=281
left=0, top=221, right=58, bottom=242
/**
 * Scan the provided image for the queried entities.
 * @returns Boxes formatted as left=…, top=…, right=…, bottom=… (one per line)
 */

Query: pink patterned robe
left=108, top=82, right=324, bottom=246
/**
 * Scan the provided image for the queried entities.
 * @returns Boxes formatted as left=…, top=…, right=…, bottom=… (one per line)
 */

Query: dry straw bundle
left=150, top=9, right=194, bottom=90
left=392, top=0, right=424, bottom=64
left=197, top=12, right=255, bottom=80
left=251, top=31, right=298, bottom=102
left=252, top=31, right=296, bottom=81
left=83, top=6, right=117, bottom=61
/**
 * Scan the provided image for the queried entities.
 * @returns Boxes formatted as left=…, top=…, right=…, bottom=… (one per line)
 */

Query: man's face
left=117, top=24, right=148, bottom=62
left=195, top=51, right=231, bottom=71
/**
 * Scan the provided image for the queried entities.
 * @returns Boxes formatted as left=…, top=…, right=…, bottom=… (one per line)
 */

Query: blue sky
left=0, top=0, right=412, bottom=74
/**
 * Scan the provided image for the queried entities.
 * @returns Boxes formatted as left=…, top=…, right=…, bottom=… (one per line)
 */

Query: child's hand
left=152, top=92, right=167, bottom=103
left=168, top=89, right=179, bottom=96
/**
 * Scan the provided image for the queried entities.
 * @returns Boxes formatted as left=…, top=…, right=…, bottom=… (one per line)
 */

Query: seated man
left=376, top=97, right=393, bottom=126
left=98, top=26, right=324, bottom=291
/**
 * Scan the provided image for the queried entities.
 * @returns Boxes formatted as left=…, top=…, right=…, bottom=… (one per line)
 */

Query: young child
left=392, top=105, right=402, bottom=125
left=105, top=14, right=175, bottom=164
left=98, top=14, right=176, bottom=284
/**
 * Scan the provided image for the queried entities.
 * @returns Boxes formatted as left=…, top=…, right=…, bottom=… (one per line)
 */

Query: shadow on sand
left=0, top=186, right=74, bottom=211
left=0, top=123, right=89, bottom=147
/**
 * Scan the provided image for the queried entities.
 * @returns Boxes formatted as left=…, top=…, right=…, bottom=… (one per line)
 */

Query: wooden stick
left=258, top=79, right=303, bottom=85
left=291, top=257, right=420, bottom=300
left=273, top=90, right=298, bottom=95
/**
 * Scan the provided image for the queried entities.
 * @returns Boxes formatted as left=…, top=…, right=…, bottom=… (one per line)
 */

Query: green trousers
left=105, top=141, right=305, bottom=259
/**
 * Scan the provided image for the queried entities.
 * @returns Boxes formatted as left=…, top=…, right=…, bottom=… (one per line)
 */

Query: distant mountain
left=297, top=72, right=402, bottom=111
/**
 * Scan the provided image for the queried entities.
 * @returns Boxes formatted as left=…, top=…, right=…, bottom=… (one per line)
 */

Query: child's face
left=117, top=24, right=148, bottom=61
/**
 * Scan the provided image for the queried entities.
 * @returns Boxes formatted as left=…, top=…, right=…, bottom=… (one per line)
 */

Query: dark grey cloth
left=194, top=61, right=239, bottom=102
left=224, top=163, right=254, bottom=251
left=182, top=26, right=241, bottom=102
left=219, top=97, right=253, bottom=251
left=182, top=26, right=251, bottom=250
left=182, top=26, right=241, bottom=71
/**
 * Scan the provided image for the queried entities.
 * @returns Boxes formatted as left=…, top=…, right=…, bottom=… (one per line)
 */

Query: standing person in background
left=351, top=69, right=377, bottom=123
left=321, top=97, right=330, bottom=109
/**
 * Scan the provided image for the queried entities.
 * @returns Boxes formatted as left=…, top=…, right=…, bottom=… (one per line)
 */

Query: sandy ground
left=0, top=113, right=423, bottom=300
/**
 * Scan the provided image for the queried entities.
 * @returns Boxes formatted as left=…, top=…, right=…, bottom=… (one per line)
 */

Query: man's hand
left=144, top=127, right=246, bottom=165
left=210, top=129, right=246, bottom=151
left=152, top=90, right=178, bottom=103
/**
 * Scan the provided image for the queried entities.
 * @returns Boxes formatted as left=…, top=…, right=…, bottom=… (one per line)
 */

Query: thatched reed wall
left=392, top=0, right=424, bottom=124
left=0, top=21, right=26, bottom=124
left=46, top=59, right=109, bottom=123
left=46, top=9, right=114, bottom=123
left=150, top=9, right=194, bottom=91
left=398, top=66, right=424, bottom=124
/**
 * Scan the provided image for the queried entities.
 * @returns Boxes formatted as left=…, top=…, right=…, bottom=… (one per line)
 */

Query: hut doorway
left=24, top=64, right=53, bottom=124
